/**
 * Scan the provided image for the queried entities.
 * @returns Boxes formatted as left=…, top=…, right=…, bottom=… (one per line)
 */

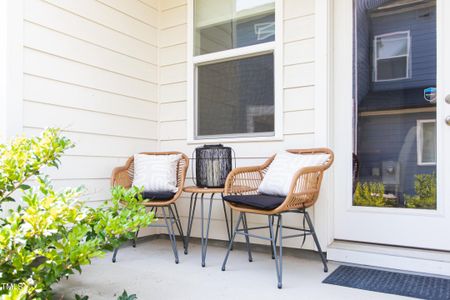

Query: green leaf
left=19, top=184, right=31, bottom=190
left=117, top=290, right=138, bottom=300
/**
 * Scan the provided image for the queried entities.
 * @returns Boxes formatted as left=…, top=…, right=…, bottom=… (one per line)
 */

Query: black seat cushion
left=222, top=194, right=285, bottom=210
left=141, top=191, right=176, bottom=201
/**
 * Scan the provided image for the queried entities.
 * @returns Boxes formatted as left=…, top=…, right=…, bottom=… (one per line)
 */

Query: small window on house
left=373, top=31, right=410, bottom=81
left=193, top=0, right=276, bottom=139
left=417, top=120, right=436, bottom=165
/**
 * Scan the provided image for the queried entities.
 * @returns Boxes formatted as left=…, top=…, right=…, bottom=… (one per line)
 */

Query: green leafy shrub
left=0, top=129, right=153, bottom=299
left=405, top=173, right=436, bottom=209
left=353, top=182, right=386, bottom=207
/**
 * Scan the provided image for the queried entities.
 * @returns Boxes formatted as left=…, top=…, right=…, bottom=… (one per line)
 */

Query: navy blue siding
left=357, top=112, right=435, bottom=196
left=371, top=6, right=436, bottom=91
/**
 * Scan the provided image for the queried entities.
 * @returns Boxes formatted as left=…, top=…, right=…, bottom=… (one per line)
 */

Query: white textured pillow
left=132, top=154, right=181, bottom=193
left=258, top=151, right=330, bottom=196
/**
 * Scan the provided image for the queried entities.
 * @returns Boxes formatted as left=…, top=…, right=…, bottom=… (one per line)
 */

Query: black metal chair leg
left=304, top=211, right=328, bottom=272
left=112, top=247, right=119, bottom=263
left=185, top=193, right=197, bottom=255
left=268, top=215, right=283, bottom=289
left=221, top=212, right=243, bottom=271
left=230, top=206, right=234, bottom=251
left=201, top=193, right=214, bottom=267
left=170, top=204, right=186, bottom=252
left=274, top=215, right=280, bottom=249
left=132, top=228, right=140, bottom=248
left=162, top=206, right=179, bottom=264
left=278, top=214, right=283, bottom=289
left=242, top=213, right=253, bottom=262
left=269, top=215, right=275, bottom=259
left=221, top=198, right=231, bottom=242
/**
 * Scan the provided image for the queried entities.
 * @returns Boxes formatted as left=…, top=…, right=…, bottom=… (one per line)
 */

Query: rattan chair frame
left=111, top=151, right=189, bottom=264
left=221, top=148, right=334, bottom=289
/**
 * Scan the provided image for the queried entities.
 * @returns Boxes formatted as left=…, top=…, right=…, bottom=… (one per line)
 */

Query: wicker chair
left=111, top=152, right=189, bottom=264
left=221, top=148, right=334, bottom=289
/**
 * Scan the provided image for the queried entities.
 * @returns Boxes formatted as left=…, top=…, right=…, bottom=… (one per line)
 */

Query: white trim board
left=328, top=240, right=450, bottom=277
left=314, top=0, right=334, bottom=249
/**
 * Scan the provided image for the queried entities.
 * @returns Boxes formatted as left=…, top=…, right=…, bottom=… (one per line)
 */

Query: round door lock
left=446, top=94, right=450, bottom=104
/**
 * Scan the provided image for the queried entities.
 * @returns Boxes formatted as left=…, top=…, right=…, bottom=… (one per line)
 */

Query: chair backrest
left=275, top=148, right=334, bottom=211
left=285, top=148, right=334, bottom=169
left=125, top=152, right=189, bottom=189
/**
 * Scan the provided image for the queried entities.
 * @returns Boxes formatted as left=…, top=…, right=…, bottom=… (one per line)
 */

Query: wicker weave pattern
left=111, top=152, right=189, bottom=206
left=223, top=148, right=334, bottom=214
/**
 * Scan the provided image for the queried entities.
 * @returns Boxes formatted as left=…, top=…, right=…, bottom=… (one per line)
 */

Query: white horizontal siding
left=24, top=48, right=157, bottom=101
left=23, top=22, right=157, bottom=82
left=24, top=127, right=158, bottom=158
left=23, top=101, right=157, bottom=140
left=160, top=4, right=186, bottom=29
left=160, top=62, right=187, bottom=84
left=23, top=75, right=158, bottom=121
left=160, top=82, right=187, bottom=103
left=24, top=0, right=157, bottom=63
left=284, top=14, right=315, bottom=42
left=96, top=0, right=158, bottom=26
left=160, top=24, right=187, bottom=47
left=22, top=0, right=159, bottom=203
left=42, top=0, right=158, bottom=45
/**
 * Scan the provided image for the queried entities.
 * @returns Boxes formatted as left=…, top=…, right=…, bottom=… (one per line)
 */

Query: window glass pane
left=194, top=0, right=275, bottom=55
left=421, top=121, right=436, bottom=163
left=376, top=33, right=408, bottom=59
left=377, top=56, right=408, bottom=80
left=353, top=0, right=436, bottom=209
left=196, top=54, right=274, bottom=137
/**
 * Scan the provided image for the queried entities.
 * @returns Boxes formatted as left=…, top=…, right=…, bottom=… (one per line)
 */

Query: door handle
left=446, top=116, right=450, bottom=126
left=446, top=94, right=450, bottom=104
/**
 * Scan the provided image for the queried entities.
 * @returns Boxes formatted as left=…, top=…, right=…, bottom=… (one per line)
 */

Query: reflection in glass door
left=353, top=0, right=437, bottom=209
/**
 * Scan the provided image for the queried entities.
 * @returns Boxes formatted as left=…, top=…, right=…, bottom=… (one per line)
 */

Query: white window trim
left=373, top=31, right=411, bottom=82
left=186, top=0, right=283, bottom=144
left=417, top=119, right=437, bottom=166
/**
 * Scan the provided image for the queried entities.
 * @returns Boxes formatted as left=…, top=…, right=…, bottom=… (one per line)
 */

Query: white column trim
left=314, top=0, right=334, bottom=249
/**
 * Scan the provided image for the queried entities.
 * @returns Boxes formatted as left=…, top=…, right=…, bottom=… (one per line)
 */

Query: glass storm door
left=333, top=0, right=450, bottom=250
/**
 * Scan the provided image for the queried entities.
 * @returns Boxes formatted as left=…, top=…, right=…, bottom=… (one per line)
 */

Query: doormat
left=323, top=265, right=450, bottom=300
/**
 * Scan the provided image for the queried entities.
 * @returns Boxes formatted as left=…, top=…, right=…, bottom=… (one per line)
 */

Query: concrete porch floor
left=54, top=238, right=410, bottom=299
